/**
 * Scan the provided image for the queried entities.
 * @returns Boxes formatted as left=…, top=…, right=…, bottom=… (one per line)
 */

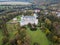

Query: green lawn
left=0, top=29, right=3, bottom=45
left=26, top=28, right=51, bottom=45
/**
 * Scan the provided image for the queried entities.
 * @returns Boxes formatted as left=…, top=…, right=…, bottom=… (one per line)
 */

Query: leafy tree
left=45, top=18, right=51, bottom=25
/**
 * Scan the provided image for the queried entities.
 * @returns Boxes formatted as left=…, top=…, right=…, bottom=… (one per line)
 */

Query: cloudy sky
left=0, top=0, right=33, bottom=2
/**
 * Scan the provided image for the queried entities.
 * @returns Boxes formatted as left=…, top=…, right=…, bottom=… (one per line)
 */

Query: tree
left=2, top=36, right=9, bottom=45
left=1, top=17, right=9, bottom=37
left=52, top=35, right=58, bottom=42
left=45, top=18, right=52, bottom=30
left=45, top=18, right=51, bottom=25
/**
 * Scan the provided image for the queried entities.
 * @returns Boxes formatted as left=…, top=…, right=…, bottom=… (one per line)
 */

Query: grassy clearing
left=26, top=28, right=51, bottom=45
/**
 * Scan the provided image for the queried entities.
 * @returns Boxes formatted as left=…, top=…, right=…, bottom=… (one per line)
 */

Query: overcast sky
left=0, top=0, right=33, bottom=2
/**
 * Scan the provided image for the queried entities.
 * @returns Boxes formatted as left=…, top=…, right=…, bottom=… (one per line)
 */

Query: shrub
left=33, top=42, right=39, bottom=45
left=2, top=36, right=9, bottom=45
left=9, top=38, right=17, bottom=45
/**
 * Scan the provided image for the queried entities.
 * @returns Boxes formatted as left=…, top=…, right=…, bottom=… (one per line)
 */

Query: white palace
left=20, top=13, right=38, bottom=26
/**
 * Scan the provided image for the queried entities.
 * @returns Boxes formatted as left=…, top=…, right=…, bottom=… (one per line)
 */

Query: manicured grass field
left=26, top=28, right=51, bottom=45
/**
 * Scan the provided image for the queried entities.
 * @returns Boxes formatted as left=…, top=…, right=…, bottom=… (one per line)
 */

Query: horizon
left=0, top=1, right=32, bottom=5
left=0, top=0, right=33, bottom=2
